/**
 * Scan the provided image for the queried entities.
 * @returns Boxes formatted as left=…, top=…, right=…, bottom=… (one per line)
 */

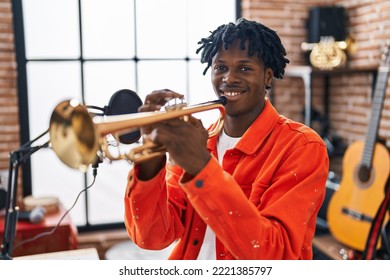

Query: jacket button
left=193, top=239, right=199, bottom=245
left=195, top=180, right=203, bottom=188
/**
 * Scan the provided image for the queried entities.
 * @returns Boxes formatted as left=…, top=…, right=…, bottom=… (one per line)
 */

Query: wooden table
left=0, top=206, right=78, bottom=258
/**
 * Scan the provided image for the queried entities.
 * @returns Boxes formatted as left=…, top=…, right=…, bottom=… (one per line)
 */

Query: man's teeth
left=223, top=92, right=241, bottom=96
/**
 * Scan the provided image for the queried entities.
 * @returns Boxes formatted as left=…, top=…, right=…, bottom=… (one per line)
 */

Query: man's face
left=210, top=40, right=273, bottom=118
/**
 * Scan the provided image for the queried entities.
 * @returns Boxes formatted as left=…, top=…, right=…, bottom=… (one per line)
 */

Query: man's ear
left=265, top=68, right=274, bottom=88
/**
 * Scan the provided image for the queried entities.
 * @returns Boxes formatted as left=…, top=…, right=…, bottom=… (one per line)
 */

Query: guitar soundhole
left=358, top=164, right=371, bottom=183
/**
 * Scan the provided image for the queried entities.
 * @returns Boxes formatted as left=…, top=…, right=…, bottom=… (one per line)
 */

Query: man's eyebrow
left=212, top=58, right=257, bottom=64
left=237, top=59, right=258, bottom=64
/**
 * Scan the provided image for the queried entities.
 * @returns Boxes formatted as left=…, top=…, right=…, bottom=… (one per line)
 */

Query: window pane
left=30, top=150, right=87, bottom=225
left=81, top=0, right=135, bottom=59
left=87, top=160, right=131, bottom=224
left=27, top=61, right=82, bottom=138
left=83, top=61, right=137, bottom=108
left=136, top=0, right=187, bottom=58
left=26, top=61, right=86, bottom=225
left=187, top=0, right=237, bottom=59
left=188, top=60, right=214, bottom=104
left=137, top=60, right=187, bottom=100
left=23, top=0, right=80, bottom=59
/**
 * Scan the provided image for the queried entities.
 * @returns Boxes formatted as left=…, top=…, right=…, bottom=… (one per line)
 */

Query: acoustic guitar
left=327, top=45, right=390, bottom=252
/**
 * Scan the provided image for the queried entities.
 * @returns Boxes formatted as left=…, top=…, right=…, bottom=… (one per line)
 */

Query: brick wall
left=1, top=1, right=390, bottom=178
left=0, top=0, right=18, bottom=181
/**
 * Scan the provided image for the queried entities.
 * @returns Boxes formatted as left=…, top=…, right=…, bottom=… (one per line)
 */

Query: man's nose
left=222, top=70, right=240, bottom=84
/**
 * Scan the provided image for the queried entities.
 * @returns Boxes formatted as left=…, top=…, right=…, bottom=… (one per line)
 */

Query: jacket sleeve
left=180, top=141, right=329, bottom=259
left=123, top=162, right=187, bottom=250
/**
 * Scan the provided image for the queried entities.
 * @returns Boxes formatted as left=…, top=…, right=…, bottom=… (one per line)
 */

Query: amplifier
left=307, top=6, right=346, bottom=43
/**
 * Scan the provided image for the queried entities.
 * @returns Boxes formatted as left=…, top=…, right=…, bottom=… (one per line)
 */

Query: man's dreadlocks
left=196, top=18, right=290, bottom=79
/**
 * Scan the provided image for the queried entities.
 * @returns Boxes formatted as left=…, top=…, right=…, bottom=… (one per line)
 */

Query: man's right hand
left=137, top=89, right=184, bottom=181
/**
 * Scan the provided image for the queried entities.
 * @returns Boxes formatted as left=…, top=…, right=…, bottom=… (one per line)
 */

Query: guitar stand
left=350, top=179, right=390, bottom=260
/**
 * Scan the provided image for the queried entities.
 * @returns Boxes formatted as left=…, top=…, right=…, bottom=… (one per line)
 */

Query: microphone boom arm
left=0, top=130, right=49, bottom=260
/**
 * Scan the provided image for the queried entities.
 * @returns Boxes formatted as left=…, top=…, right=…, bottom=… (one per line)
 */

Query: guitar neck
left=362, top=67, right=390, bottom=167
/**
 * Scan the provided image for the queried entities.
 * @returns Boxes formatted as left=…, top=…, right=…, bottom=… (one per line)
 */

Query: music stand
left=0, top=130, right=49, bottom=260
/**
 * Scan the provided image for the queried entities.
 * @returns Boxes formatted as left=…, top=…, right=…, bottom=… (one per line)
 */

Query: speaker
left=307, top=6, right=346, bottom=43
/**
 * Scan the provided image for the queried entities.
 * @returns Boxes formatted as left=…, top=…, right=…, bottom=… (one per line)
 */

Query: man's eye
left=241, top=66, right=252, bottom=71
left=214, top=65, right=226, bottom=71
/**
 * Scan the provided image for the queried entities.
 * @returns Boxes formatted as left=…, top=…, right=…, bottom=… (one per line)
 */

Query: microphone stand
left=0, top=99, right=126, bottom=259
left=0, top=129, right=49, bottom=260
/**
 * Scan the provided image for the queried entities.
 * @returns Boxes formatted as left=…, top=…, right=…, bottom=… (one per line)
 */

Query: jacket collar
left=207, top=98, right=279, bottom=155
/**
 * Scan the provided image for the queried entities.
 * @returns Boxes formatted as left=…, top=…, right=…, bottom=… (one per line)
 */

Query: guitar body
left=327, top=140, right=390, bottom=251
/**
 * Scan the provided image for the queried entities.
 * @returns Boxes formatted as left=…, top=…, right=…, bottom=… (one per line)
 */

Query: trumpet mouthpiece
left=219, top=96, right=227, bottom=105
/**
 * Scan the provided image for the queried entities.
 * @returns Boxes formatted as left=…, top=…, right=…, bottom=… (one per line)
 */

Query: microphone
left=18, top=206, right=46, bottom=224
left=104, top=89, right=143, bottom=144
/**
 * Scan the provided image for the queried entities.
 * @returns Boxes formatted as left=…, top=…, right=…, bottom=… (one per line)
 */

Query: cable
left=13, top=172, right=97, bottom=250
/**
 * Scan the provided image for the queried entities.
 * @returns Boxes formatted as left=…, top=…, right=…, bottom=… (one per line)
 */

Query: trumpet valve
left=164, top=99, right=187, bottom=112
left=127, top=139, right=166, bottom=163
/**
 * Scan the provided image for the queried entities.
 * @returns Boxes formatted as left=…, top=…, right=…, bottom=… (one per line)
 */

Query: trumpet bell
left=49, top=99, right=99, bottom=172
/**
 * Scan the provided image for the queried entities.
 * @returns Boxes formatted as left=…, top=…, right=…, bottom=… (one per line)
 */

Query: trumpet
left=49, top=96, right=227, bottom=171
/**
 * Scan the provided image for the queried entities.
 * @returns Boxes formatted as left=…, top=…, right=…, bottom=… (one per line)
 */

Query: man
left=124, top=18, right=329, bottom=260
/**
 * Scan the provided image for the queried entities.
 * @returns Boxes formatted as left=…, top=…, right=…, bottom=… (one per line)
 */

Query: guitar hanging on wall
left=327, top=45, right=390, bottom=252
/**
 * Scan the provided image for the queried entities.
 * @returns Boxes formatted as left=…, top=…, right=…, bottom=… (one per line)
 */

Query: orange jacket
left=124, top=99, right=329, bottom=259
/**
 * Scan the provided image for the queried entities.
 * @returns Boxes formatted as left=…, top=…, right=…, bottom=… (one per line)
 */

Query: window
left=15, top=0, right=238, bottom=229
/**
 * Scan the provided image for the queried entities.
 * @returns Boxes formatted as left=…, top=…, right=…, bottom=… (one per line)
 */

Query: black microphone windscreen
left=106, top=89, right=143, bottom=144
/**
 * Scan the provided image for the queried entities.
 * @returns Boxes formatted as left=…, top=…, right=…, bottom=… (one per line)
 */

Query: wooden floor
left=77, top=229, right=175, bottom=260
left=77, top=229, right=130, bottom=260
